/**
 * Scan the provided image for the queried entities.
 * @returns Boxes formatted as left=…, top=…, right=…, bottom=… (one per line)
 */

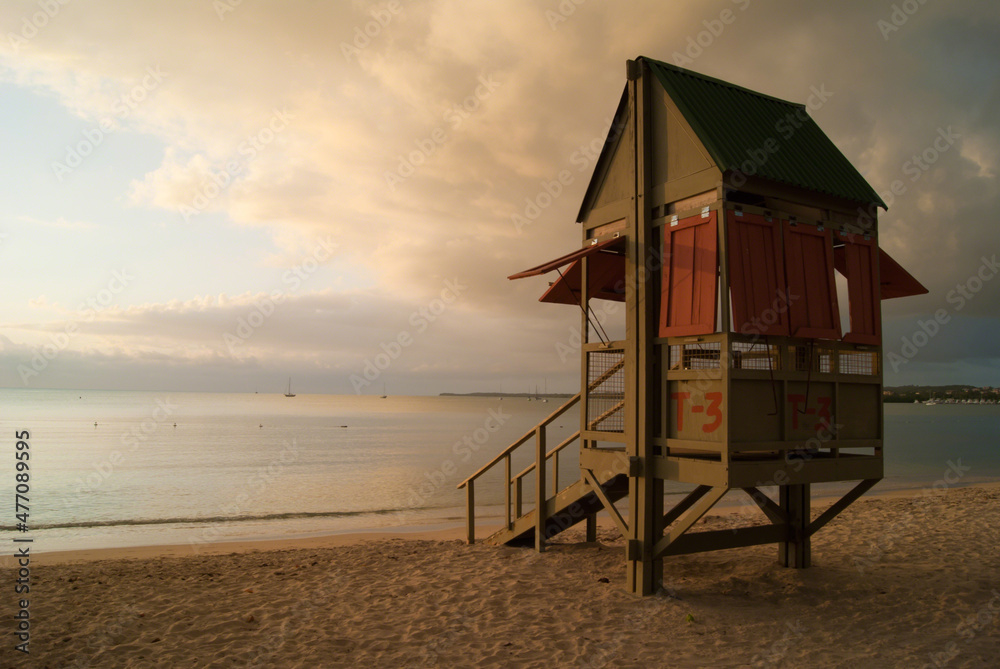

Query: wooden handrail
left=512, top=430, right=580, bottom=482
left=456, top=393, right=580, bottom=489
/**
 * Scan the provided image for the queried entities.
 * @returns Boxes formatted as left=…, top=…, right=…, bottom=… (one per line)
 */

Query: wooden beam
left=504, top=454, right=512, bottom=529
left=465, top=480, right=475, bottom=544
left=584, top=468, right=629, bottom=539
left=740, top=487, right=787, bottom=525
left=808, top=478, right=879, bottom=536
left=661, top=525, right=787, bottom=557
left=552, top=449, right=559, bottom=494
left=662, top=485, right=712, bottom=527
left=653, top=486, right=728, bottom=559
left=513, top=431, right=581, bottom=480
left=535, top=426, right=547, bottom=553
left=515, top=477, right=523, bottom=518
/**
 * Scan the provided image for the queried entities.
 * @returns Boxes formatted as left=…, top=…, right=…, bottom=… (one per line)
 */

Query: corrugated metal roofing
left=645, top=58, right=886, bottom=209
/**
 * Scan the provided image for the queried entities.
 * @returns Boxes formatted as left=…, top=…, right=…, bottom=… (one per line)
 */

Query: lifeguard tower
left=458, top=57, right=927, bottom=595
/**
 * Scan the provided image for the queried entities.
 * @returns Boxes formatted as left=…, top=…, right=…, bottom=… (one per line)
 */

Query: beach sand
left=4, top=484, right=999, bottom=668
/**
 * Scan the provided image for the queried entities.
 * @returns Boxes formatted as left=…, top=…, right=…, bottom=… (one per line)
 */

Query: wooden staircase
left=485, top=473, right=629, bottom=546
left=458, top=391, right=628, bottom=549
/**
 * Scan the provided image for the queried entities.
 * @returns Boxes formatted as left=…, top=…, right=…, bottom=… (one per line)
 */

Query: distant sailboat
left=380, top=381, right=387, bottom=399
left=284, top=377, right=296, bottom=398
left=533, top=384, right=546, bottom=402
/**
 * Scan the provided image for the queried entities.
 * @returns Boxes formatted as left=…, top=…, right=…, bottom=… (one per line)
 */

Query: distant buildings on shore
left=883, top=385, right=999, bottom=403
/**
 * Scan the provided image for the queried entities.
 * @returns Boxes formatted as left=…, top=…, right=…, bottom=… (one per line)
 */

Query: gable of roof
left=645, top=57, right=886, bottom=209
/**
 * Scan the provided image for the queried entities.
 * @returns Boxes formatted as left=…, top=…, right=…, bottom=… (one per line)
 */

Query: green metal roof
left=645, top=57, right=886, bottom=209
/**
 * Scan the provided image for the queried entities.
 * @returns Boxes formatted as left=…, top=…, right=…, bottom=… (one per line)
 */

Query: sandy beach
left=5, top=484, right=999, bottom=668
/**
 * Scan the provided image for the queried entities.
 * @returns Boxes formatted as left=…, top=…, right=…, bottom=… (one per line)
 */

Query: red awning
left=835, top=246, right=928, bottom=300
left=538, top=253, right=626, bottom=304
left=876, top=248, right=929, bottom=299
left=508, top=237, right=622, bottom=280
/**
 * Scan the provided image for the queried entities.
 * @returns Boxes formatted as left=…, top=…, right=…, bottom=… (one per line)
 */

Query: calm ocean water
left=2, top=389, right=998, bottom=553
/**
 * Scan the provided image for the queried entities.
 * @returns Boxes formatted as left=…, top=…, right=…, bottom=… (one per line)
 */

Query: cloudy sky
left=0, top=0, right=997, bottom=394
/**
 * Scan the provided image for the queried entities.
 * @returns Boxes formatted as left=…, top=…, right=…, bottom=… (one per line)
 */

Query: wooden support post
left=586, top=513, right=597, bottom=542
left=465, top=480, right=475, bottom=545
left=515, top=477, right=523, bottom=518
left=625, top=57, right=661, bottom=595
left=504, top=454, right=512, bottom=529
left=552, top=450, right=559, bottom=494
left=779, top=483, right=810, bottom=568
left=535, top=426, right=547, bottom=553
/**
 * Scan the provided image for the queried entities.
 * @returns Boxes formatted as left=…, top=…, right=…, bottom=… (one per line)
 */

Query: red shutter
left=659, top=212, right=718, bottom=337
left=784, top=222, right=841, bottom=339
left=726, top=210, right=789, bottom=336
left=834, top=233, right=881, bottom=344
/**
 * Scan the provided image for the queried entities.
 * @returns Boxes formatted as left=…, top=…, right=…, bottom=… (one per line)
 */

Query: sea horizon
left=4, top=387, right=999, bottom=554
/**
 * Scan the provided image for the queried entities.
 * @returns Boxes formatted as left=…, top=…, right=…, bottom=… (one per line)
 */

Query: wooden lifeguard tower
left=457, top=57, right=927, bottom=595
